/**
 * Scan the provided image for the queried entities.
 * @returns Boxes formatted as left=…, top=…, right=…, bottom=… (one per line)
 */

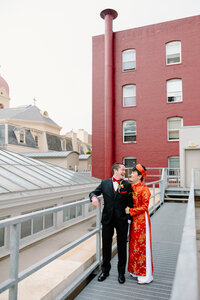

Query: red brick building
left=92, top=10, right=200, bottom=179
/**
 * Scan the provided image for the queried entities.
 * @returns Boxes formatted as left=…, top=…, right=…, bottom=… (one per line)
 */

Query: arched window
left=122, top=49, right=136, bottom=71
left=0, top=103, right=4, bottom=109
left=167, top=117, right=183, bottom=141
left=167, top=79, right=182, bottom=103
left=123, top=85, right=136, bottom=107
left=123, top=120, right=136, bottom=143
left=166, top=41, right=181, bottom=65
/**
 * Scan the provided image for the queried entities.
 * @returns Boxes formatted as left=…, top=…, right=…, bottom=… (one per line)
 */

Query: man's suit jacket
left=89, top=178, right=133, bottom=225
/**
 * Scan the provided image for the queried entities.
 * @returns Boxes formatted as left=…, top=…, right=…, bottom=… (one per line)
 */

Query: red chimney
left=100, top=8, right=118, bottom=178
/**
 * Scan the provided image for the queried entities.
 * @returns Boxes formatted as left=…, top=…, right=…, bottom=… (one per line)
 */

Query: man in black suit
left=89, top=162, right=132, bottom=284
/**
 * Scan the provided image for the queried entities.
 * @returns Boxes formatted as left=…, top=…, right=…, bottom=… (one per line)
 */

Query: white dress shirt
left=112, top=177, right=119, bottom=191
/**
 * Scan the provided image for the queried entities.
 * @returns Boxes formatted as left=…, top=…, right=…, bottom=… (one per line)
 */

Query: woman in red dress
left=125, top=164, right=153, bottom=284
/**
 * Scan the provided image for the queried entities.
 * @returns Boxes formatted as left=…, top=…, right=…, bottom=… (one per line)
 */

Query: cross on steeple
left=33, top=98, right=37, bottom=106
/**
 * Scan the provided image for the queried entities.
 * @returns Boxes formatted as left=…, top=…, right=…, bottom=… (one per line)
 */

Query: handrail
left=0, top=197, right=102, bottom=299
left=0, top=174, right=165, bottom=299
left=146, top=175, right=165, bottom=215
left=170, top=169, right=199, bottom=300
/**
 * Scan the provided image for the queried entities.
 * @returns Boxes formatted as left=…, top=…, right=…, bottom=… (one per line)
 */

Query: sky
left=0, top=0, right=200, bottom=134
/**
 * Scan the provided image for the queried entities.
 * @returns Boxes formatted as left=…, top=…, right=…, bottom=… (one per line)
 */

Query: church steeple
left=0, top=74, right=10, bottom=109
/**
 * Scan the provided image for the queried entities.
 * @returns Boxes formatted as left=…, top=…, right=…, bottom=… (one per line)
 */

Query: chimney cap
left=100, top=9, right=118, bottom=20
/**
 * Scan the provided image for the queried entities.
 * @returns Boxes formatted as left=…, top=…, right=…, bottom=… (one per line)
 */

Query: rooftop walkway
left=76, top=202, right=187, bottom=300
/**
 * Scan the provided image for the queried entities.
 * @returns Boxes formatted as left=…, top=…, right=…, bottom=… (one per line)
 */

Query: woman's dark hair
left=132, top=165, right=146, bottom=181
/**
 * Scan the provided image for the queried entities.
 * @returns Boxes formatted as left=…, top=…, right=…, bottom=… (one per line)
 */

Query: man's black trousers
left=101, top=218, right=128, bottom=275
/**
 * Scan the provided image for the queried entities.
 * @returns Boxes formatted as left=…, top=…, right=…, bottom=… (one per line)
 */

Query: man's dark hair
left=132, top=165, right=146, bottom=181
left=112, top=162, right=124, bottom=175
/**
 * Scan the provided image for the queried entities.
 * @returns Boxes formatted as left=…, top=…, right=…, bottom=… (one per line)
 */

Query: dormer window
left=35, top=136, right=38, bottom=147
left=14, top=127, right=26, bottom=144
left=20, top=132, right=25, bottom=143
left=61, top=138, right=66, bottom=151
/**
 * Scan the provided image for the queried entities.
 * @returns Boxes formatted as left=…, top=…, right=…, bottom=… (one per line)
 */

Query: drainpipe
left=100, top=8, right=118, bottom=178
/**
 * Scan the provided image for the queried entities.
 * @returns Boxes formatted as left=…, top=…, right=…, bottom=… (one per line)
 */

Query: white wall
left=179, top=126, right=200, bottom=187
left=0, top=182, right=99, bottom=258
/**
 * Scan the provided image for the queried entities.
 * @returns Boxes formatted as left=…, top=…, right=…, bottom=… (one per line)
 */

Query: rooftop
left=0, top=149, right=99, bottom=196
left=22, top=151, right=79, bottom=158
left=0, top=105, right=60, bottom=127
left=79, top=154, right=91, bottom=160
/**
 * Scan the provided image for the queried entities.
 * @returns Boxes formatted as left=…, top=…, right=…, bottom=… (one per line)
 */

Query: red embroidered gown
left=128, top=182, right=153, bottom=276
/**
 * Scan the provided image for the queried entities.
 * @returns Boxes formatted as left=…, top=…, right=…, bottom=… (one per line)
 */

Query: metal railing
left=147, top=168, right=166, bottom=215
left=166, top=168, right=181, bottom=187
left=170, top=169, right=199, bottom=300
left=125, top=167, right=163, bottom=182
left=0, top=173, right=166, bottom=299
left=0, top=198, right=102, bottom=300
left=126, top=167, right=180, bottom=187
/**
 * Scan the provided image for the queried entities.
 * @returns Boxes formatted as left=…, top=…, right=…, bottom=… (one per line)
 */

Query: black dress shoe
left=118, top=274, right=125, bottom=284
left=98, top=272, right=109, bottom=282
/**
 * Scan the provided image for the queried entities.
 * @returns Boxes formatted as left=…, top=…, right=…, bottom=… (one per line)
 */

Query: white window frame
left=123, top=120, right=136, bottom=143
left=122, top=49, right=136, bottom=71
left=60, top=139, right=66, bottom=151
left=166, top=41, right=181, bottom=65
left=63, top=201, right=83, bottom=222
left=167, top=117, right=183, bottom=141
left=167, top=79, right=182, bottom=103
left=35, top=135, right=39, bottom=147
left=20, top=207, right=54, bottom=239
left=123, top=85, right=136, bottom=107
left=123, top=157, right=137, bottom=169
left=0, top=215, right=9, bottom=249
left=19, top=131, right=25, bottom=143
left=168, top=156, right=180, bottom=175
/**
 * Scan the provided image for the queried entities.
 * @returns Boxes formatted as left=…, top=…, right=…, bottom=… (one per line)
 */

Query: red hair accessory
left=136, top=164, right=147, bottom=179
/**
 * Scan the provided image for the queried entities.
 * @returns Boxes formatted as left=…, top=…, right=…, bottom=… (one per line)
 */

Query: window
left=88, top=202, right=95, bottom=213
left=167, top=79, right=182, bottom=103
left=20, top=132, right=25, bottom=143
left=122, top=49, right=136, bottom=71
left=0, top=227, right=5, bottom=247
left=123, top=85, right=136, bottom=107
left=167, top=117, right=183, bottom=141
left=0, top=103, right=4, bottom=109
left=0, top=216, right=9, bottom=247
left=20, top=208, right=54, bottom=239
left=168, top=156, right=180, bottom=176
left=63, top=202, right=83, bottom=222
left=35, top=136, right=38, bottom=147
left=123, top=120, right=136, bottom=143
left=123, top=157, right=136, bottom=168
left=166, top=41, right=181, bottom=65
left=21, top=219, right=31, bottom=238
left=61, top=139, right=66, bottom=151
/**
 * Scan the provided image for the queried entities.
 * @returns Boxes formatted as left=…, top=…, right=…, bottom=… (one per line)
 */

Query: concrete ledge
left=170, top=185, right=199, bottom=300
left=1, top=233, right=117, bottom=300
left=1, top=235, right=97, bottom=300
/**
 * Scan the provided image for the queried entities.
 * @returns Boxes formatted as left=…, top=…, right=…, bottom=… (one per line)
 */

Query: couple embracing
left=89, top=162, right=153, bottom=284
